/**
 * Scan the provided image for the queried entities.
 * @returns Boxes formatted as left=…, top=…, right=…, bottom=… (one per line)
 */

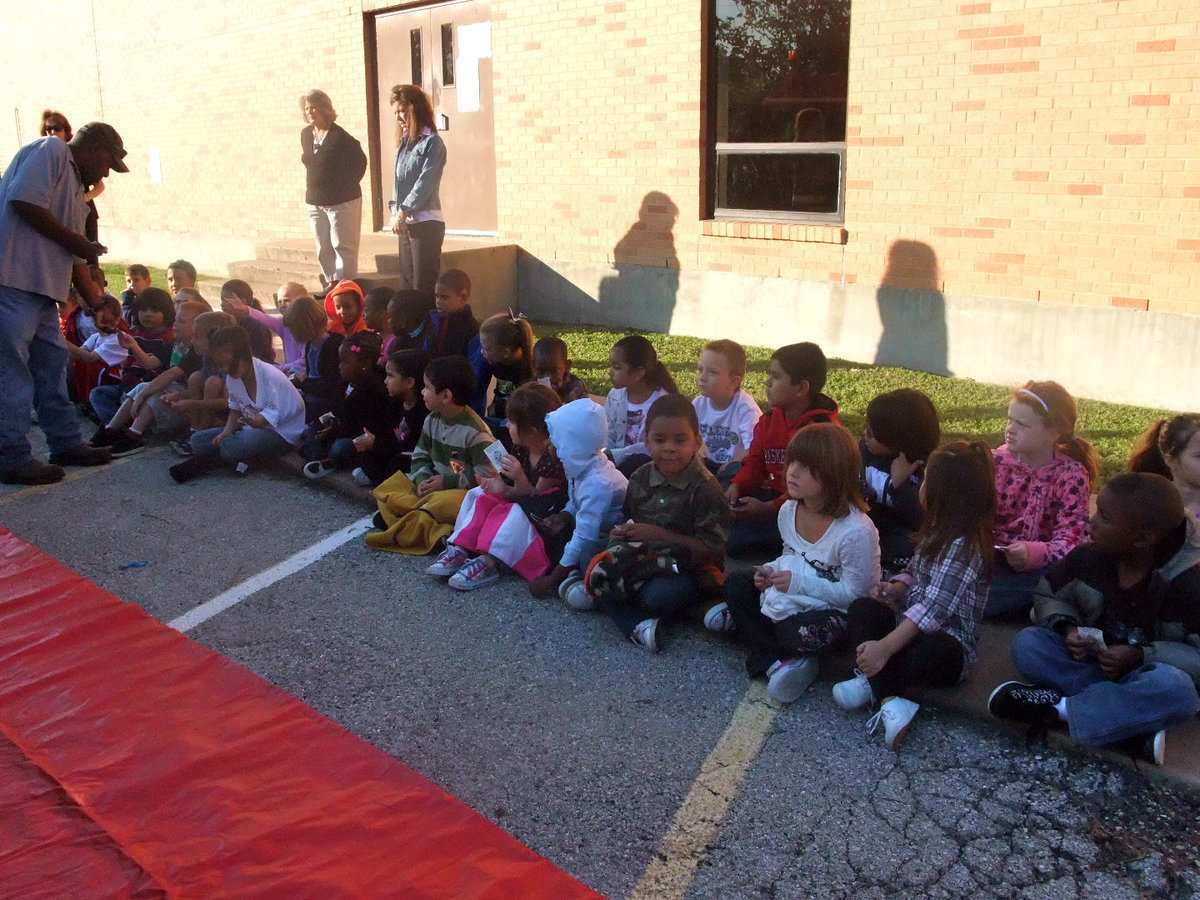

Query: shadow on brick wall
left=874, top=239, right=950, bottom=376
left=597, top=191, right=680, bottom=334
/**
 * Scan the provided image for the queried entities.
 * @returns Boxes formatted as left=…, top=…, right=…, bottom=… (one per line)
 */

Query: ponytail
left=1056, top=433, right=1100, bottom=487
left=612, top=334, right=678, bottom=394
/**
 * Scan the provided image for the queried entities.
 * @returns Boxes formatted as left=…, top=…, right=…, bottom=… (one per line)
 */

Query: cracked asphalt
left=2, top=433, right=1199, bottom=899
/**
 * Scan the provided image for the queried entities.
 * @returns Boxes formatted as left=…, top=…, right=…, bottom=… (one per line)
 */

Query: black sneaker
left=987, top=681, right=1062, bottom=726
left=89, top=426, right=117, bottom=447
left=169, top=453, right=219, bottom=484
left=1111, top=730, right=1166, bottom=766
left=109, top=431, right=145, bottom=457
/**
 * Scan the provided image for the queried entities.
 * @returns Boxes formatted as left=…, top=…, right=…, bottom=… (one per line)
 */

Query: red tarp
left=0, top=527, right=602, bottom=899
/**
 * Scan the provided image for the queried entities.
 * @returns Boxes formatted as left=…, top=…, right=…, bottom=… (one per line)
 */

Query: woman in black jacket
left=300, top=89, right=367, bottom=287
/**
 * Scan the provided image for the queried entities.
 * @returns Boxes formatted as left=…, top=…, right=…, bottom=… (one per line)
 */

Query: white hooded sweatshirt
left=546, top=399, right=629, bottom=569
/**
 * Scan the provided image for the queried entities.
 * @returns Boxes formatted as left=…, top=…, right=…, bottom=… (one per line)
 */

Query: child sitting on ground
left=585, top=394, right=733, bottom=652
left=284, top=294, right=345, bottom=420
left=324, top=280, right=370, bottom=335
left=386, top=289, right=435, bottom=355
left=222, top=281, right=309, bottom=374
left=990, top=472, right=1200, bottom=765
left=166, top=259, right=197, bottom=298
left=530, top=399, right=629, bottom=600
left=860, top=388, right=941, bottom=576
left=88, top=300, right=211, bottom=456
left=219, top=280, right=278, bottom=363
left=837, top=441, right=995, bottom=750
left=363, top=286, right=395, bottom=343
left=533, top=336, right=589, bottom=403
left=366, top=356, right=496, bottom=554
left=429, top=382, right=567, bottom=589
left=121, top=263, right=152, bottom=323
left=471, top=312, right=535, bottom=431
left=693, top=339, right=762, bottom=486
left=605, top=334, right=679, bottom=477
left=1129, top=414, right=1200, bottom=520
left=726, top=341, right=839, bottom=557
left=421, top=269, right=478, bottom=358
left=301, top=331, right=392, bottom=484
left=165, top=311, right=238, bottom=450
left=370, top=348, right=431, bottom=481
left=69, top=294, right=169, bottom=424
left=706, top=423, right=880, bottom=702
left=987, top=380, right=1096, bottom=617
left=169, top=327, right=307, bottom=483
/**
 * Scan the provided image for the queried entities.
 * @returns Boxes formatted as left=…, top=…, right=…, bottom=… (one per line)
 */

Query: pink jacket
left=993, top=446, right=1091, bottom=570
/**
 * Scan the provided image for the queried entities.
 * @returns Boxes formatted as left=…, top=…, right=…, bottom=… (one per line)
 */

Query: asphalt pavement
left=2, top=428, right=1199, bottom=900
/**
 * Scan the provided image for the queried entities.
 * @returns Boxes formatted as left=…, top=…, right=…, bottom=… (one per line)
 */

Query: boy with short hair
left=533, top=336, right=589, bottom=403
left=421, top=269, right=479, bottom=359
left=989, top=473, right=1200, bottom=764
left=693, top=338, right=762, bottom=485
left=409, top=355, right=495, bottom=496
left=726, top=341, right=839, bottom=555
left=122, top=263, right=151, bottom=322
left=166, top=259, right=197, bottom=297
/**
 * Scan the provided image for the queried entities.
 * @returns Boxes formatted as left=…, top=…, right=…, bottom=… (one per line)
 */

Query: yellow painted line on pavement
left=0, top=447, right=167, bottom=507
left=630, top=680, right=780, bottom=900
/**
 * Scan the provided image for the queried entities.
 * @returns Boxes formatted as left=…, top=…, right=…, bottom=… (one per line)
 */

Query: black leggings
left=725, top=570, right=848, bottom=677
left=845, top=596, right=964, bottom=701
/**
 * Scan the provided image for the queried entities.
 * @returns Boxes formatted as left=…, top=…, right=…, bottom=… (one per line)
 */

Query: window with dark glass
left=441, top=24, right=455, bottom=87
left=410, top=29, right=423, bottom=86
left=710, top=0, right=851, bottom=222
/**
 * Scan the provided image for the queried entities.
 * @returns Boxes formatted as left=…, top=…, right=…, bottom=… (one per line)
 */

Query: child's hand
left=221, top=295, right=249, bottom=320
left=889, top=452, right=924, bottom=486
left=617, top=522, right=670, bottom=544
left=291, top=371, right=307, bottom=384
left=117, top=331, right=138, bottom=350
left=475, top=469, right=506, bottom=496
left=212, top=429, right=235, bottom=449
left=725, top=483, right=741, bottom=505
left=871, top=580, right=908, bottom=608
left=353, top=429, right=375, bottom=452
left=241, top=411, right=267, bottom=429
left=500, top=454, right=530, bottom=490
left=530, top=565, right=570, bottom=599
left=1098, top=645, right=1142, bottom=680
left=732, top=496, right=774, bottom=521
left=1063, top=627, right=1095, bottom=661
left=752, top=565, right=774, bottom=591
left=416, top=475, right=444, bottom=496
left=1002, top=542, right=1032, bottom=572
left=855, top=640, right=892, bottom=678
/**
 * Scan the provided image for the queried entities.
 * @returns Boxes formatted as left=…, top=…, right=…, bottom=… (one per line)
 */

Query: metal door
left=373, top=0, right=497, bottom=235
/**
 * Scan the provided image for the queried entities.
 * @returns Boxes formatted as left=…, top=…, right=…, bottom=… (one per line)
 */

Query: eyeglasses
left=43, top=124, right=65, bottom=134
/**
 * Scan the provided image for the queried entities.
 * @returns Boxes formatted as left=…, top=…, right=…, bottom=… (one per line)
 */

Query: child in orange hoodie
left=324, top=280, right=371, bottom=335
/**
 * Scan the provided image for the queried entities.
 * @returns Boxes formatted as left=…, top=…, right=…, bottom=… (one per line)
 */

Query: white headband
left=1017, top=388, right=1049, bottom=414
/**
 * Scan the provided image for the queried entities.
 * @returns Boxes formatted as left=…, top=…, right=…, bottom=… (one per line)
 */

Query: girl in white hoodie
left=705, top=423, right=880, bottom=704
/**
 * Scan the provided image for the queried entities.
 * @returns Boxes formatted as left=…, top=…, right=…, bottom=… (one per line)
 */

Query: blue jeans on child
left=605, top=573, right=698, bottom=638
left=1011, top=626, right=1200, bottom=746
left=985, top=559, right=1048, bottom=617
left=191, top=425, right=293, bottom=466
left=89, top=384, right=127, bottom=425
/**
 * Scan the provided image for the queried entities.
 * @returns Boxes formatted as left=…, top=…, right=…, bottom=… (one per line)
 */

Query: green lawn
left=539, top=325, right=1177, bottom=487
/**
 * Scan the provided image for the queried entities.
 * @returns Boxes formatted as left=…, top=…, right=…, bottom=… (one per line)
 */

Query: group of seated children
left=69, top=261, right=1200, bottom=765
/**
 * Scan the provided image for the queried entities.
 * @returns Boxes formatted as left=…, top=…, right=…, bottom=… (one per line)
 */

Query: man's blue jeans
left=0, top=285, right=82, bottom=470
left=1011, top=626, right=1199, bottom=746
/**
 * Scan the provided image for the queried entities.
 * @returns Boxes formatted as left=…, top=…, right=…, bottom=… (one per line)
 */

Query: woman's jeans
left=398, top=220, right=445, bottom=293
left=1011, top=626, right=1200, bottom=746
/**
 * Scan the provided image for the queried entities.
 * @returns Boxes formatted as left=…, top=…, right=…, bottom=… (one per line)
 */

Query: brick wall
left=1, top=0, right=1196, bottom=315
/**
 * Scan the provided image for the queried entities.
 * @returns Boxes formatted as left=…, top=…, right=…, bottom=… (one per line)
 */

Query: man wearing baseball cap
left=0, top=120, right=130, bottom=484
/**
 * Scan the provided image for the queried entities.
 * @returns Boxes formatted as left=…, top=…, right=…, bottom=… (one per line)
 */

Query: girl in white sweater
left=705, top=422, right=881, bottom=703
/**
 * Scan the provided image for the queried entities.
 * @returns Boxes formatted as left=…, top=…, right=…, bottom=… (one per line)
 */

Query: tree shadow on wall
left=874, top=239, right=950, bottom=376
left=597, top=191, right=680, bottom=334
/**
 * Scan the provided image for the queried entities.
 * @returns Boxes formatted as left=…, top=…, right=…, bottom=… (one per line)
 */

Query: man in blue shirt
left=0, top=122, right=129, bottom=484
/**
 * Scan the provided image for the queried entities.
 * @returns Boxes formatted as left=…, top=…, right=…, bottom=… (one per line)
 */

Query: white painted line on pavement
left=630, top=680, right=781, bottom=900
left=169, top=515, right=375, bottom=633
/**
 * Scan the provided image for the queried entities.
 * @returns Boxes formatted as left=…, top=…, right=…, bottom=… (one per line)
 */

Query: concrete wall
left=518, top=255, right=1197, bottom=410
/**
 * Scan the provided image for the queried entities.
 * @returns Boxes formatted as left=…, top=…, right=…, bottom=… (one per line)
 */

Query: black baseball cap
left=74, top=122, right=129, bottom=173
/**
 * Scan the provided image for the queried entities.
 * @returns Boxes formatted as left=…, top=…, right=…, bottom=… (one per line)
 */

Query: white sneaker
left=303, top=458, right=334, bottom=479
left=703, top=602, right=735, bottom=633
left=426, top=544, right=471, bottom=576
left=629, top=618, right=661, bottom=652
left=563, top=579, right=595, bottom=611
left=766, top=656, right=819, bottom=704
left=832, top=669, right=875, bottom=711
left=351, top=467, right=372, bottom=486
left=866, top=697, right=920, bottom=750
left=448, top=556, right=500, bottom=590
left=556, top=571, right=581, bottom=601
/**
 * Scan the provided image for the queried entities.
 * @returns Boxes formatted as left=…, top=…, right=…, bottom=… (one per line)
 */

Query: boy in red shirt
left=726, top=341, right=839, bottom=556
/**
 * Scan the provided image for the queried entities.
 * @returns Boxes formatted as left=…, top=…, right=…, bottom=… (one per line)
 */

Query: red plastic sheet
left=0, top=527, right=602, bottom=899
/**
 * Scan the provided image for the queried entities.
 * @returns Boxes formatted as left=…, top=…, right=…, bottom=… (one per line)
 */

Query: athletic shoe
left=109, top=431, right=145, bottom=457
left=703, top=602, right=735, bottom=633
left=557, top=572, right=582, bottom=601
left=629, top=618, right=661, bottom=652
left=169, top=438, right=194, bottom=458
left=303, top=458, right=335, bottom=479
left=48, top=444, right=111, bottom=467
left=1112, top=730, right=1166, bottom=766
left=1, top=460, right=65, bottom=485
left=563, top=579, right=595, bottom=611
left=89, top=426, right=117, bottom=447
left=427, top=544, right=471, bottom=576
left=448, top=556, right=500, bottom=590
left=832, top=669, right=875, bottom=711
left=351, top=467, right=372, bottom=487
left=169, top=452, right=219, bottom=484
left=867, top=697, right=920, bottom=750
left=987, top=681, right=1062, bottom=727
left=766, top=656, right=819, bottom=704
left=371, top=511, right=387, bottom=530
